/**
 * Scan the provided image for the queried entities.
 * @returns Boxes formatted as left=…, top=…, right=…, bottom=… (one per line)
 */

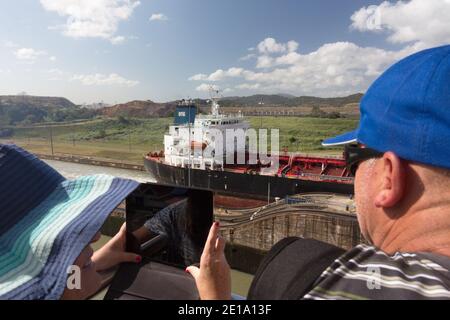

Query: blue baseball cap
left=0, top=144, right=139, bottom=299
left=322, top=45, right=450, bottom=170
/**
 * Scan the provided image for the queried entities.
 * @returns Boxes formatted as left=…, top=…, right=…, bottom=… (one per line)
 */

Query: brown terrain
left=101, top=100, right=178, bottom=118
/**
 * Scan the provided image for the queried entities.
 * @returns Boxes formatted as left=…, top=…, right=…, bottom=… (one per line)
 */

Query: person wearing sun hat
left=185, top=45, right=450, bottom=300
left=0, top=144, right=142, bottom=300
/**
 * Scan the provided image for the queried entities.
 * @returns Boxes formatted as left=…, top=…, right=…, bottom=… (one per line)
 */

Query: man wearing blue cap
left=188, top=45, right=450, bottom=299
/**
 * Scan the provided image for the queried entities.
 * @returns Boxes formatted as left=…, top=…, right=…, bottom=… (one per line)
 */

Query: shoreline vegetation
left=1, top=116, right=358, bottom=164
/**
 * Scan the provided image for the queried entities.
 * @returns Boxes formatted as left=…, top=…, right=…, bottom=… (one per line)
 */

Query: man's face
left=61, top=232, right=102, bottom=299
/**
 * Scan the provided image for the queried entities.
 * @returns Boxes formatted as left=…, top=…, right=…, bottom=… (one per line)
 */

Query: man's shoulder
left=341, top=244, right=450, bottom=273
left=304, top=244, right=450, bottom=300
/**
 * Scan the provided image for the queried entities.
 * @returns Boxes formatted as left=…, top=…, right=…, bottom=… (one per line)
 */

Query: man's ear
left=374, top=152, right=406, bottom=208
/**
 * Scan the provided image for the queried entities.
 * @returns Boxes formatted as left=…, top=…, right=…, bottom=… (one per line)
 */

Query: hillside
left=220, top=93, right=363, bottom=107
left=0, top=95, right=76, bottom=109
left=0, top=95, right=96, bottom=126
left=101, top=100, right=178, bottom=118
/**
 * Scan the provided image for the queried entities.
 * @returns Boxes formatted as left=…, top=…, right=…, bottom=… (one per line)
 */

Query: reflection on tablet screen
left=126, top=184, right=213, bottom=268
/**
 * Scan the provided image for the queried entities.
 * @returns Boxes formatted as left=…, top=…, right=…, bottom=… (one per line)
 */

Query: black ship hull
left=144, top=158, right=354, bottom=199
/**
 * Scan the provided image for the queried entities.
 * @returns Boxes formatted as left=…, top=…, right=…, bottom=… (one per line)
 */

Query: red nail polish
left=136, top=255, right=142, bottom=263
left=185, top=268, right=189, bottom=273
left=215, top=221, right=220, bottom=227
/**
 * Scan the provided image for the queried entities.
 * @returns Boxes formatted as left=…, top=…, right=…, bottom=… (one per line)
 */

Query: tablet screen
left=125, top=183, right=213, bottom=268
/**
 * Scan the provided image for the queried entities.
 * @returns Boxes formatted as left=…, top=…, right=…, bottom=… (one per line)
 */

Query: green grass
left=2, top=116, right=358, bottom=163
left=250, top=116, right=358, bottom=153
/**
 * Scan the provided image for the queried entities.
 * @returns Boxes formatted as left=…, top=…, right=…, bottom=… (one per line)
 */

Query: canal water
left=43, top=159, right=152, bottom=183
left=45, top=159, right=254, bottom=297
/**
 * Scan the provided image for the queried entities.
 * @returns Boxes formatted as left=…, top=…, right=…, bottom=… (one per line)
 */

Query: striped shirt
left=304, top=244, right=450, bottom=300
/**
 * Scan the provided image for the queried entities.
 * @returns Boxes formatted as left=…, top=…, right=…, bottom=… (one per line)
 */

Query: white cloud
left=49, top=56, right=57, bottom=61
left=207, top=69, right=226, bottom=81
left=110, top=35, right=126, bottom=45
left=190, top=39, right=423, bottom=97
left=257, top=38, right=286, bottom=54
left=226, top=67, right=244, bottom=77
left=195, top=83, right=220, bottom=92
left=71, top=73, right=139, bottom=87
left=287, top=40, right=299, bottom=53
left=257, top=38, right=298, bottom=54
left=189, top=73, right=208, bottom=81
left=274, top=52, right=301, bottom=66
left=189, top=68, right=244, bottom=81
left=242, top=41, right=419, bottom=95
left=40, top=0, right=140, bottom=41
left=149, top=13, right=168, bottom=21
left=256, top=55, right=274, bottom=69
left=14, top=48, right=47, bottom=62
left=350, top=0, right=450, bottom=47
left=240, top=53, right=256, bottom=61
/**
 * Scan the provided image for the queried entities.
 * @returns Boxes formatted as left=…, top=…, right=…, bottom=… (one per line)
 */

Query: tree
left=117, top=115, right=129, bottom=125
left=23, top=114, right=38, bottom=125
left=310, top=106, right=326, bottom=117
left=97, top=129, right=107, bottom=139
left=327, top=111, right=341, bottom=119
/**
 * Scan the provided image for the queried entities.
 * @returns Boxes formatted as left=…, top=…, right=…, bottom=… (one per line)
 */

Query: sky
left=0, top=0, right=449, bottom=105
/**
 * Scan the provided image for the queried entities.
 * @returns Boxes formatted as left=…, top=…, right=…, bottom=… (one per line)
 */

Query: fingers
left=121, top=252, right=142, bottom=264
left=215, top=235, right=226, bottom=253
left=119, top=222, right=127, bottom=234
left=185, top=265, right=200, bottom=279
left=204, top=221, right=220, bottom=254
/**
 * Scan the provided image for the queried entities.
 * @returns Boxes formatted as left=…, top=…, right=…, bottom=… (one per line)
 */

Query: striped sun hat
left=0, top=144, right=139, bottom=299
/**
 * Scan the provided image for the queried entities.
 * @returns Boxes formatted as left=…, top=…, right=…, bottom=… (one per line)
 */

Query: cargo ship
left=144, top=95, right=354, bottom=200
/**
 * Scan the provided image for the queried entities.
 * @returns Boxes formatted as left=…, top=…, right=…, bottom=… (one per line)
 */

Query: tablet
left=126, top=183, right=213, bottom=267
left=104, top=183, right=213, bottom=300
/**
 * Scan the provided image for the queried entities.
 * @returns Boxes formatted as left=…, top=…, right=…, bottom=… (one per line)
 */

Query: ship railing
left=291, top=172, right=354, bottom=182
left=281, top=151, right=344, bottom=160
left=196, top=113, right=245, bottom=119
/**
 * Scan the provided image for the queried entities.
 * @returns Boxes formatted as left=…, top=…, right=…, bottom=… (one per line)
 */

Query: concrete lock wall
left=221, top=211, right=365, bottom=274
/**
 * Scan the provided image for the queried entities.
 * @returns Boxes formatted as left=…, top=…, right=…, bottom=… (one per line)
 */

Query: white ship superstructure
left=164, top=98, right=250, bottom=170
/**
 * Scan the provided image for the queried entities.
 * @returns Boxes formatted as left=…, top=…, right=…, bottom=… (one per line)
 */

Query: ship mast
left=209, top=86, right=221, bottom=116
